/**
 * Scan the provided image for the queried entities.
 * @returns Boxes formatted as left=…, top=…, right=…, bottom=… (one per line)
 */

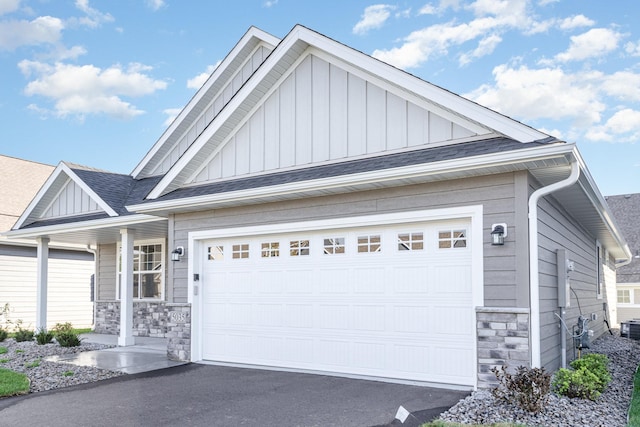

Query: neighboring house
left=6, top=26, right=630, bottom=390
left=0, top=155, right=94, bottom=330
left=606, top=194, right=640, bottom=324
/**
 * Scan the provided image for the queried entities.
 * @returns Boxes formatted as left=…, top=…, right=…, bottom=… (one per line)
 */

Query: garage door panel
left=200, top=218, right=475, bottom=386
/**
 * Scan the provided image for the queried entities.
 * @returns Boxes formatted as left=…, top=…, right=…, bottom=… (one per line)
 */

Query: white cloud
left=601, top=71, right=640, bottom=102
left=0, top=0, right=20, bottom=16
left=554, top=28, right=621, bottom=62
left=459, top=33, right=502, bottom=65
left=585, top=109, right=640, bottom=142
left=625, top=40, right=640, bottom=57
left=163, top=107, right=182, bottom=127
left=537, top=0, right=559, bottom=5
left=558, top=14, right=595, bottom=30
left=418, top=4, right=436, bottom=15
left=263, top=0, right=278, bottom=7
left=353, top=4, right=395, bottom=35
left=0, top=16, right=64, bottom=50
left=146, top=0, right=166, bottom=11
left=187, top=62, right=220, bottom=89
left=465, top=64, right=606, bottom=127
left=71, top=0, right=114, bottom=28
left=18, top=60, right=167, bottom=119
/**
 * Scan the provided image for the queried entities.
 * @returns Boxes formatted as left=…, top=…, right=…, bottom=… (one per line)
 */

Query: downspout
left=86, top=245, right=97, bottom=329
left=528, top=159, right=580, bottom=368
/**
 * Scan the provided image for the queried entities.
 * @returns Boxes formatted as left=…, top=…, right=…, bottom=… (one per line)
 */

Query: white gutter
left=528, top=159, right=580, bottom=368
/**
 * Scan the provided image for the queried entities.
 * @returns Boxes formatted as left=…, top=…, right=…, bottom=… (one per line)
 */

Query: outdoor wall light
left=171, top=246, right=184, bottom=262
left=491, top=223, right=507, bottom=246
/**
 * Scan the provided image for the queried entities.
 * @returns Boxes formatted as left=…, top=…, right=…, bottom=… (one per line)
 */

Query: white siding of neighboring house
left=617, top=283, right=640, bottom=324
left=0, top=253, right=94, bottom=330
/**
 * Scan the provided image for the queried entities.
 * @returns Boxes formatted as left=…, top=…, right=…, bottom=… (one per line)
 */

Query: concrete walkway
left=45, top=333, right=187, bottom=374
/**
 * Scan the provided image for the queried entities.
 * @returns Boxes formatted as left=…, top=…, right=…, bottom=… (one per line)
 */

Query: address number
left=170, top=311, right=187, bottom=323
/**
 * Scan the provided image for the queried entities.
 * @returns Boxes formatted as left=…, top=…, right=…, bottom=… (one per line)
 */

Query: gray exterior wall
left=536, top=189, right=611, bottom=371
left=96, top=243, right=117, bottom=301
left=170, top=172, right=530, bottom=307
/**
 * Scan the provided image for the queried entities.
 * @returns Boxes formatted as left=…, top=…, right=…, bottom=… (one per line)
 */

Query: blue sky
left=0, top=0, right=638, bottom=196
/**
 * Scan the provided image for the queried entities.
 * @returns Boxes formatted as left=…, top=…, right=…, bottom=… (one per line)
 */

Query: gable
left=189, top=53, right=488, bottom=184
left=40, top=178, right=102, bottom=219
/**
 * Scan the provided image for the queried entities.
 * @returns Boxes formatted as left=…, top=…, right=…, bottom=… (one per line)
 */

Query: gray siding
left=171, top=172, right=529, bottom=306
left=537, top=191, right=609, bottom=371
left=97, top=244, right=116, bottom=301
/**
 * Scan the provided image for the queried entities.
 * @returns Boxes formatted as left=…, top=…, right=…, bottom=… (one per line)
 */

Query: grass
left=0, top=359, right=9, bottom=363
left=24, top=359, right=40, bottom=368
left=62, top=370, right=74, bottom=377
left=0, top=368, right=30, bottom=397
left=628, top=366, right=640, bottom=426
left=0, top=346, right=7, bottom=354
left=15, top=349, right=24, bottom=353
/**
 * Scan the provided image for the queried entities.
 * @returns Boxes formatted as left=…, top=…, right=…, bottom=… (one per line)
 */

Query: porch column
left=35, top=237, right=49, bottom=331
left=119, top=229, right=135, bottom=346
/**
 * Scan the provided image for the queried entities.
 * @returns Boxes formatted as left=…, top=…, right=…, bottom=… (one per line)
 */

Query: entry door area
left=198, top=218, right=476, bottom=387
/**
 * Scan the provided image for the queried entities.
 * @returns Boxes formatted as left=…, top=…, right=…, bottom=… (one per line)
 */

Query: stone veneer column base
left=476, top=307, right=530, bottom=389
left=94, top=301, right=191, bottom=362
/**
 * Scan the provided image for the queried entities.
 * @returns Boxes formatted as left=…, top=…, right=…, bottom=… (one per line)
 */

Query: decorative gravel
left=439, top=333, right=640, bottom=426
left=0, top=338, right=124, bottom=393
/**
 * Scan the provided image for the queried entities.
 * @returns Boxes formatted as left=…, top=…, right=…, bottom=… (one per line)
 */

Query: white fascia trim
left=129, top=142, right=574, bottom=214
left=5, top=214, right=165, bottom=240
left=60, top=163, right=119, bottom=217
left=131, top=27, right=281, bottom=178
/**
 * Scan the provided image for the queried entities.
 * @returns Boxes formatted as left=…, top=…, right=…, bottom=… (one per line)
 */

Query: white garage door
left=199, top=219, right=476, bottom=386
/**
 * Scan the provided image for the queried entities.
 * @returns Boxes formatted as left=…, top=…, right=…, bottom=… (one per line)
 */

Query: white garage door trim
left=188, top=205, right=483, bottom=388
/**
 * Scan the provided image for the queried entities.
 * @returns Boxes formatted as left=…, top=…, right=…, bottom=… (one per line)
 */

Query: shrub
left=53, top=323, right=81, bottom=347
left=491, top=365, right=551, bottom=413
left=553, top=367, right=602, bottom=400
left=0, top=327, right=7, bottom=342
left=570, top=353, right=610, bottom=393
left=0, top=347, right=7, bottom=354
left=14, top=322, right=34, bottom=342
left=35, top=328, right=54, bottom=345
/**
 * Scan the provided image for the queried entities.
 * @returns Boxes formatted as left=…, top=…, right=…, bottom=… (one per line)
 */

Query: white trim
left=596, top=240, right=603, bottom=300
left=188, top=204, right=484, bottom=390
left=115, top=238, right=166, bottom=302
left=130, top=142, right=573, bottom=214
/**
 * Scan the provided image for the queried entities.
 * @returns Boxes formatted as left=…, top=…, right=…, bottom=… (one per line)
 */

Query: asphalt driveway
left=0, top=364, right=469, bottom=426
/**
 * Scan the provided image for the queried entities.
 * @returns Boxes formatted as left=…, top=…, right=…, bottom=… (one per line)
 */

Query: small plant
left=491, top=365, right=551, bottom=413
left=552, top=352, right=611, bottom=401
left=53, top=322, right=81, bottom=347
left=570, top=353, right=610, bottom=393
left=35, top=328, right=54, bottom=345
left=62, top=370, right=74, bottom=377
left=14, top=320, right=34, bottom=342
left=0, top=359, right=8, bottom=363
left=25, top=359, right=40, bottom=368
left=0, top=327, right=7, bottom=342
left=0, top=346, right=7, bottom=355
left=15, top=349, right=24, bottom=354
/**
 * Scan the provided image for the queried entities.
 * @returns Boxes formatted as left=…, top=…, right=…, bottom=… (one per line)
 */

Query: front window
left=118, top=240, right=164, bottom=300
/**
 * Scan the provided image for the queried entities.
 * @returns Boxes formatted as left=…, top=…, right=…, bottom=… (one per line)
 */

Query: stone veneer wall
left=94, top=301, right=191, bottom=361
left=476, top=307, right=530, bottom=388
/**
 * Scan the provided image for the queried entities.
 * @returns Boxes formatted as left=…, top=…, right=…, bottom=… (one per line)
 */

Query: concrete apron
left=45, top=333, right=187, bottom=374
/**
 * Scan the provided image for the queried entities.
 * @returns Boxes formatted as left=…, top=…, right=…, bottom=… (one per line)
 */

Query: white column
left=36, top=237, right=49, bottom=331
left=118, top=229, right=135, bottom=346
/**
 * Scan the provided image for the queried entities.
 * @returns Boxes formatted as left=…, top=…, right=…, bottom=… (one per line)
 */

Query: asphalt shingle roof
left=606, top=193, right=640, bottom=283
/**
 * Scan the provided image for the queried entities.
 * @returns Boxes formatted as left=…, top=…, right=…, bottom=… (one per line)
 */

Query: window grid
left=232, top=243, right=250, bottom=259
left=438, top=229, right=467, bottom=249
left=290, top=240, right=310, bottom=256
left=117, top=241, right=164, bottom=301
left=261, top=242, right=280, bottom=258
left=357, top=235, right=381, bottom=253
left=208, top=245, right=224, bottom=261
left=397, top=232, right=424, bottom=251
left=323, top=237, right=345, bottom=255
left=618, top=289, right=631, bottom=304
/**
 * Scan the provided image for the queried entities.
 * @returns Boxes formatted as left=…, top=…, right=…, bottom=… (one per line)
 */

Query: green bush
left=0, top=327, right=7, bottom=342
left=35, top=328, right=54, bottom=345
left=53, top=323, right=81, bottom=347
left=14, top=327, right=34, bottom=342
left=570, top=353, right=610, bottom=393
left=491, top=365, right=551, bottom=412
left=553, top=367, right=602, bottom=400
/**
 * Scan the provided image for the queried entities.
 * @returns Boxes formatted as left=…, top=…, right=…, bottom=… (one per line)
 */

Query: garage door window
left=397, top=232, right=424, bottom=251
left=323, top=237, right=345, bottom=254
left=438, top=230, right=467, bottom=249
left=261, top=242, right=280, bottom=258
left=290, top=240, right=310, bottom=256
left=232, top=244, right=250, bottom=259
left=358, top=235, right=381, bottom=253
left=208, top=245, right=224, bottom=261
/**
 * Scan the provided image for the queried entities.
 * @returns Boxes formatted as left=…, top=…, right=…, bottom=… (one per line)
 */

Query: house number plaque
left=169, top=311, right=187, bottom=323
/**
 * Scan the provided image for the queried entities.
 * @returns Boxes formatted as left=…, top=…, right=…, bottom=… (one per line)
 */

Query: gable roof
left=144, top=24, right=550, bottom=200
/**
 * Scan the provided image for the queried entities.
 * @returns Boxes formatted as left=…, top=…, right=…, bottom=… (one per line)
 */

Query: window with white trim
left=232, top=243, right=249, bottom=259
left=438, top=229, right=467, bottom=249
left=117, top=240, right=164, bottom=300
left=261, top=242, right=280, bottom=258
left=323, top=237, right=345, bottom=255
left=357, top=235, right=381, bottom=253
left=208, top=245, right=224, bottom=261
left=397, top=232, right=424, bottom=251
left=618, top=289, right=631, bottom=304
left=290, top=240, right=310, bottom=256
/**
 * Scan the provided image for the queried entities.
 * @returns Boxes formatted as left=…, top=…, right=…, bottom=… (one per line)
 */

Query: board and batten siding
left=170, top=172, right=528, bottom=308
left=0, top=254, right=94, bottom=329
left=191, top=54, right=479, bottom=184
left=40, top=178, right=101, bottom=220
left=150, top=45, right=274, bottom=177
left=536, top=192, right=611, bottom=371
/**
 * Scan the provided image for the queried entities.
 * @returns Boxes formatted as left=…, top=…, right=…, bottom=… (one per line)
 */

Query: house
left=5, top=25, right=630, bottom=389
left=0, top=155, right=94, bottom=330
left=606, top=193, right=640, bottom=324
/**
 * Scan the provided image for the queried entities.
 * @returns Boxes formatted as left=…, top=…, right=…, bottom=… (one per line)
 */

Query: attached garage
left=190, top=208, right=483, bottom=388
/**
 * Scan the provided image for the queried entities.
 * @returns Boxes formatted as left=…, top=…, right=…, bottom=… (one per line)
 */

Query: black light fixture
left=491, top=223, right=507, bottom=246
left=171, top=246, right=184, bottom=262
left=635, top=249, right=640, bottom=259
